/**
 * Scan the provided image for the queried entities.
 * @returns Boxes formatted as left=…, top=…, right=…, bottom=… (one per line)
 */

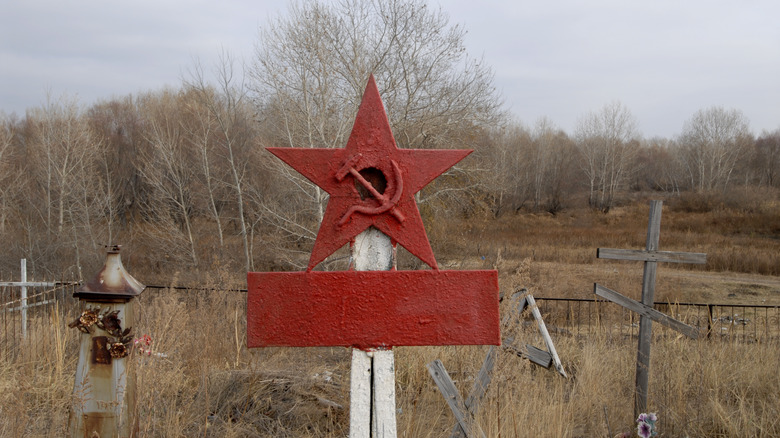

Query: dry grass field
left=2, top=199, right=779, bottom=437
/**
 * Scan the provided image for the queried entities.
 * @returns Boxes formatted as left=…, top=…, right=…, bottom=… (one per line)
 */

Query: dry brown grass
left=2, top=283, right=779, bottom=437
left=1, top=201, right=779, bottom=437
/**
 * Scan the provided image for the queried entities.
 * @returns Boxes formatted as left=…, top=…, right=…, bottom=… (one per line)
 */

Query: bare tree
left=635, top=137, right=683, bottom=193
left=527, top=117, right=577, bottom=213
left=676, top=106, right=752, bottom=192
left=180, top=92, right=226, bottom=249
left=575, top=101, right=640, bottom=212
left=27, top=95, right=100, bottom=236
left=87, top=96, right=145, bottom=230
left=249, top=0, right=503, bottom=253
left=0, top=114, right=23, bottom=236
left=185, top=53, right=258, bottom=271
left=137, top=90, right=199, bottom=266
left=477, top=123, right=530, bottom=217
left=753, top=129, right=780, bottom=188
left=22, top=95, right=116, bottom=276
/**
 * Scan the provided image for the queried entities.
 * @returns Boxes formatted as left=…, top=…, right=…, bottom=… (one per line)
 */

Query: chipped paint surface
left=247, top=269, right=500, bottom=349
left=70, top=248, right=143, bottom=438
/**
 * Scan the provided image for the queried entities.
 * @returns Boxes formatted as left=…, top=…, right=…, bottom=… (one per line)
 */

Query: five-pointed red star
left=268, top=75, right=471, bottom=271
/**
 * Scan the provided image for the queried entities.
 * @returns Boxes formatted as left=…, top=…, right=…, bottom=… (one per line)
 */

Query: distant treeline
left=0, top=0, right=777, bottom=278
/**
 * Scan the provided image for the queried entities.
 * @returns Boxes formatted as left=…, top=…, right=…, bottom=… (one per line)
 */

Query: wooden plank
left=349, top=349, right=372, bottom=438
left=21, top=259, right=27, bottom=339
left=524, top=345, right=552, bottom=368
left=526, top=294, right=568, bottom=377
left=3, top=299, right=56, bottom=313
left=499, top=290, right=528, bottom=328
left=372, top=350, right=396, bottom=438
left=502, top=343, right=552, bottom=368
left=427, top=360, right=485, bottom=438
left=594, top=284, right=700, bottom=339
left=516, top=296, right=529, bottom=316
left=596, top=248, right=706, bottom=264
left=635, top=199, right=661, bottom=418
left=451, top=347, right=496, bottom=438
left=646, top=200, right=662, bottom=251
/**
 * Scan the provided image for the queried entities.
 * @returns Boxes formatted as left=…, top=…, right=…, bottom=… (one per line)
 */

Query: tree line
left=482, top=102, right=779, bottom=216
left=0, top=0, right=778, bottom=278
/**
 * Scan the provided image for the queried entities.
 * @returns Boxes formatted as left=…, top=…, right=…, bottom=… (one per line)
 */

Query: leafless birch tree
left=137, top=91, right=199, bottom=266
left=754, top=129, right=780, bottom=188
left=185, top=53, right=257, bottom=270
left=676, top=107, right=752, bottom=192
left=575, top=101, right=639, bottom=212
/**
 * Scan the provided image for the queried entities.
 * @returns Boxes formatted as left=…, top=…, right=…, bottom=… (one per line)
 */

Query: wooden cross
left=594, top=200, right=706, bottom=417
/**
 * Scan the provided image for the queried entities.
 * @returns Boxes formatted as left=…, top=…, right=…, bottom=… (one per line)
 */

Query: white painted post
left=70, top=301, right=135, bottom=438
left=371, top=349, right=397, bottom=437
left=349, top=227, right=397, bottom=438
left=20, top=258, right=27, bottom=339
left=350, top=349, right=373, bottom=437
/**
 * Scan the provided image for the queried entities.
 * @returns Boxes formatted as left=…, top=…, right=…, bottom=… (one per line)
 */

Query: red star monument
left=248, top=75, right=499, bottom=349
left=268, top=75, right=470, bottom=271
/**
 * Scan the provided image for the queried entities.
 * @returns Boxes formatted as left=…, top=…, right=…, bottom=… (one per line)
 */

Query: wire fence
left=532, top=297, right=780, bottom=344
left=2, top=282, right=779, bottom=362
left=1, top=282, right=79, bottom=362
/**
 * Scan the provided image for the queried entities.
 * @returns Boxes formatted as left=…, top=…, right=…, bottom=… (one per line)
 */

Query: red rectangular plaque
left=247, top=270, right=500, bottom=349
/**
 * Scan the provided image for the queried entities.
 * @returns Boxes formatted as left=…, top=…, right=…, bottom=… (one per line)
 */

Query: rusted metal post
left=68, top=246, right=145, bottom=438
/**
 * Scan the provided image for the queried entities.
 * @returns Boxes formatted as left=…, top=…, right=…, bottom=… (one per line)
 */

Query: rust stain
left=83, top=412, right=116, bottom=438
left=91, top=336, right=112, bottom=365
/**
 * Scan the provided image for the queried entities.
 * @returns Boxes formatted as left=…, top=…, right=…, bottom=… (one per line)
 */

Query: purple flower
left=638, top=421, right=652, bottom=438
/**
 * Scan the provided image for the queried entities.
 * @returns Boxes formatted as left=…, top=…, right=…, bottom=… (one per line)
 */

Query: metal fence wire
left=1, top=282, right=79, bottom=361
left=2, top=285, right=779, bottom=361
left=532, top=297, right=780, bottom=344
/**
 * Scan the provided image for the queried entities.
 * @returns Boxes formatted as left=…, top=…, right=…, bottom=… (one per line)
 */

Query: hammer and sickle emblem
left=335, top=153, right=406, bottom=226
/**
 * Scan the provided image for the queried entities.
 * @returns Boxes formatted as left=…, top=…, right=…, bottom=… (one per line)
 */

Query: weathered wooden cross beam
left=594, top=200, right=706, bottom=417
left=427, top=353, right=493, bottom=438
left=426, top=289, right=568, bottom=437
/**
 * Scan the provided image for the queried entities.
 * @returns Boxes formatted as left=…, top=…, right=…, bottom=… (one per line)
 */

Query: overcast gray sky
left=1, top=0, right=778, bottom=138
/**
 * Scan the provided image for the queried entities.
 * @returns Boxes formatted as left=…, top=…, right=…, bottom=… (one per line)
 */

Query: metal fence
left=532, top=297, right=780, bottom=344
left=4, top=281, right=779, bottom=363
left=1, top=281, right=79, bottom=361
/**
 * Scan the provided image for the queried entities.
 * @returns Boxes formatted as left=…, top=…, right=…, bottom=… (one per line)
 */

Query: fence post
left=21, top=258, right=27, bottom=339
